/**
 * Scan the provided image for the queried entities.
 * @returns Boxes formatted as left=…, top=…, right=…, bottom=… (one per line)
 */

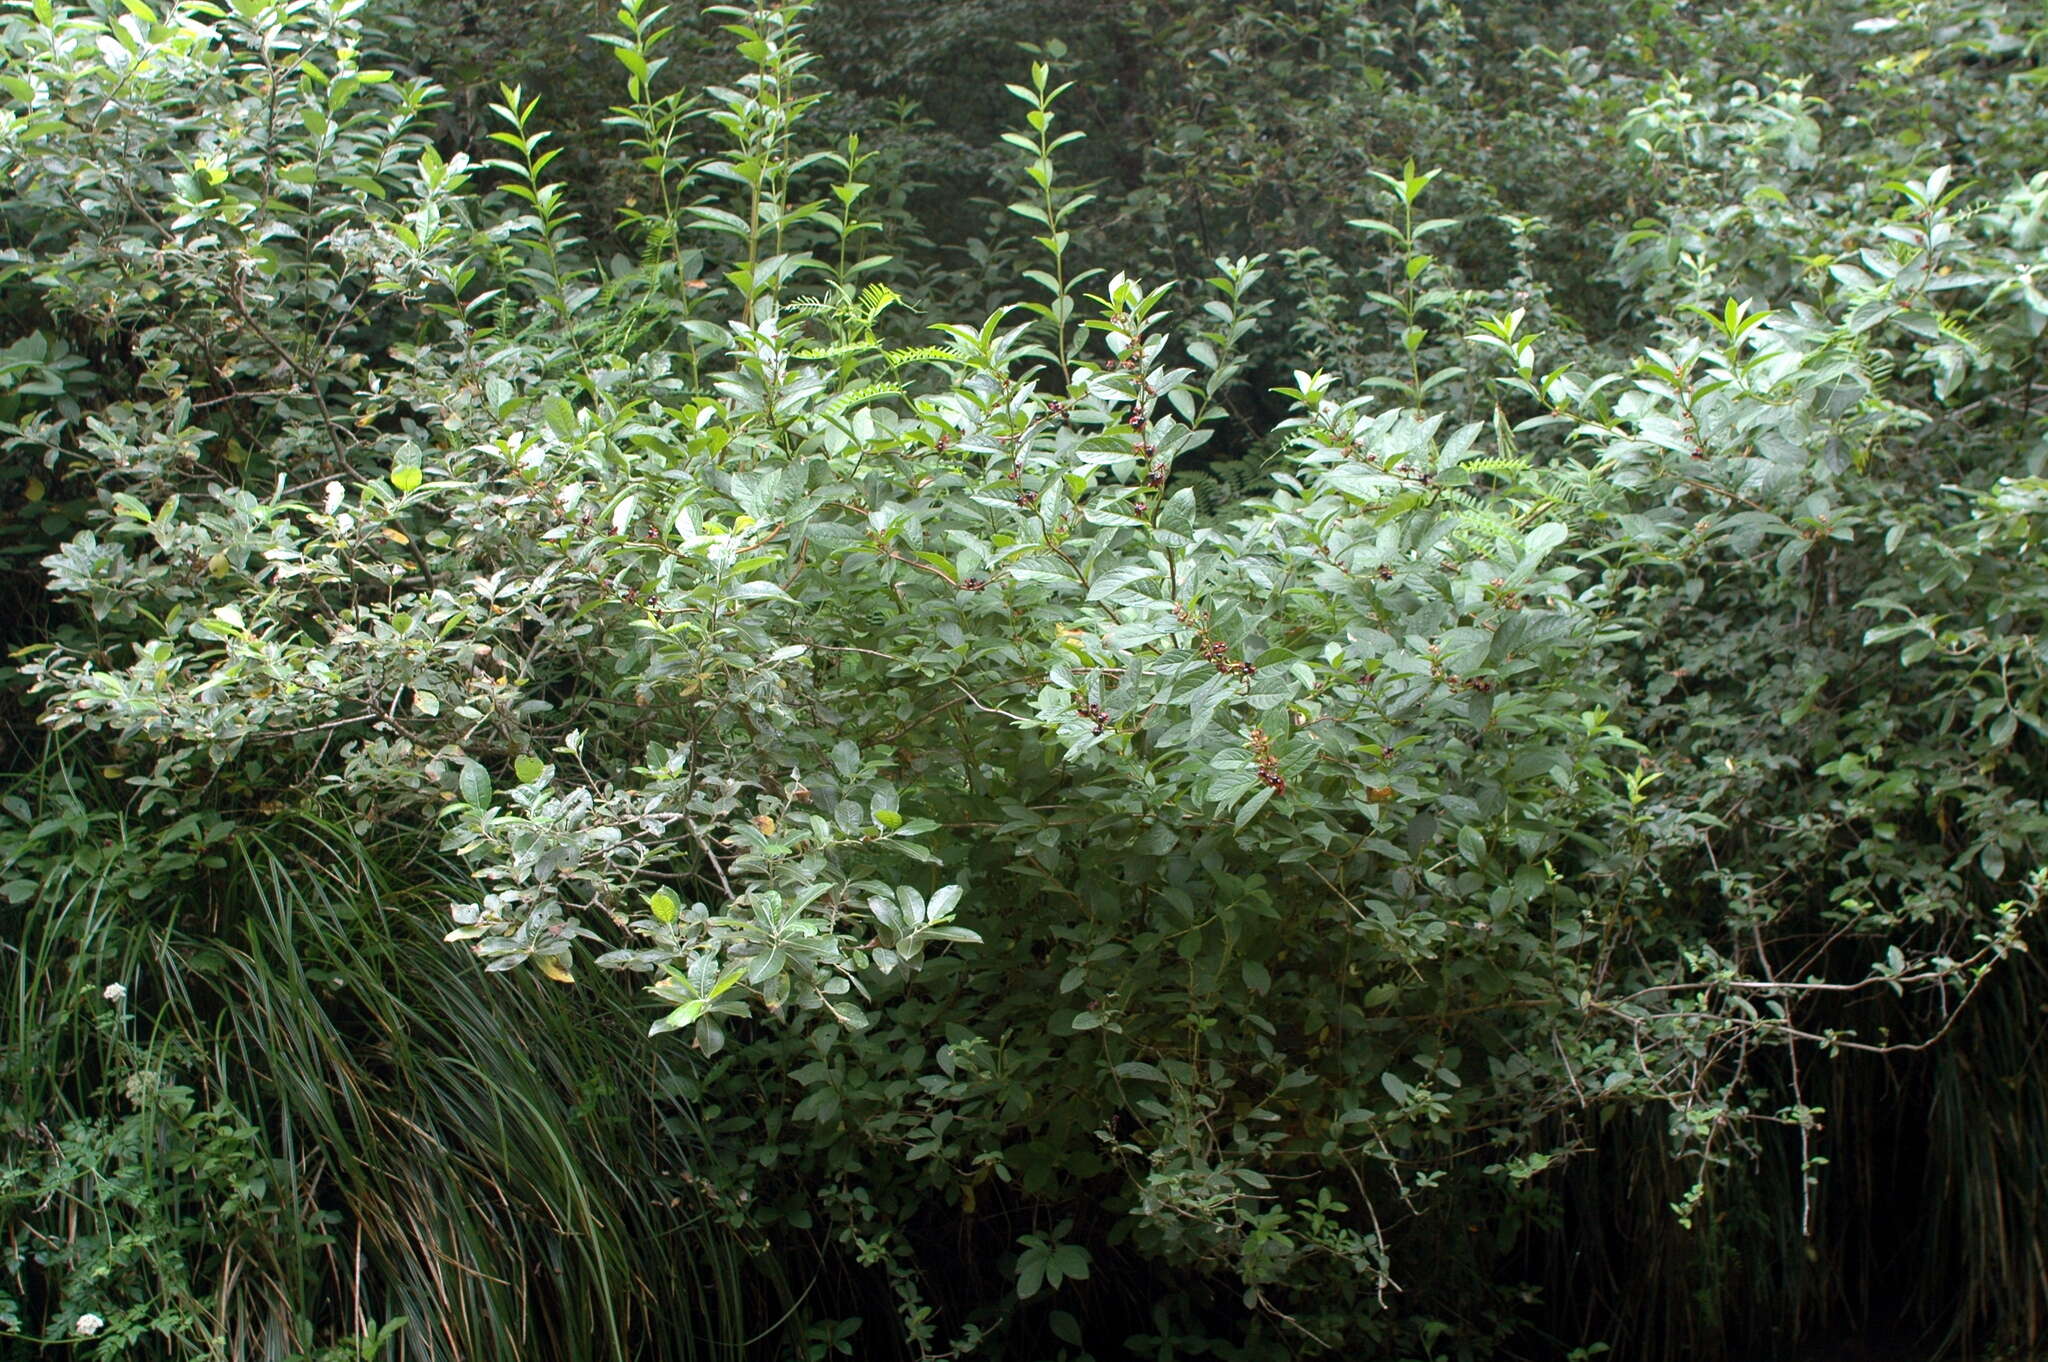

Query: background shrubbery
left=3, top=1, right=2046, bottom=1359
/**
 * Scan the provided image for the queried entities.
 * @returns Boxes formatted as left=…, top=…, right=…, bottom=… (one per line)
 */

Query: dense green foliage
left=2, top=0, right=2045, bottom=1358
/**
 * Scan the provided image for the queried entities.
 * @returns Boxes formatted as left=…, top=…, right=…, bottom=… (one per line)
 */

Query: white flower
left=76, top=1313, right=105, bottom=1336
left=101, top=983, right=126, bottom=1004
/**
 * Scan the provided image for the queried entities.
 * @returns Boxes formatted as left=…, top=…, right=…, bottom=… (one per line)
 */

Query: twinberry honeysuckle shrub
left=11, top=0, right=1625, bottom=1057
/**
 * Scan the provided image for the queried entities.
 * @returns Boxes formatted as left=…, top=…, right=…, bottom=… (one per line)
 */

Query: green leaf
left=1046, top=1243, right=1091, bottom=1287
left=457, top=762, right=491, bottom=808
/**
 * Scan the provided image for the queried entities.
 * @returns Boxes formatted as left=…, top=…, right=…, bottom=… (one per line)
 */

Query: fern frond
left=1936, top=313, right=1980, bottom=351
left=854, top=282, right=903, bottom=326
left=794, top=338, right=880, bottom=363
left=1176, top=457, right=1276, bottom=515
left=1442, top=492, right=1523, bottom=554
left=1537, top=469, right=1603, bottom=506
left=1460, top=455, right=1533, bottom=480
left=882, top=345, right=956, bottom=369
left=823, top=381, right=906, bottom=416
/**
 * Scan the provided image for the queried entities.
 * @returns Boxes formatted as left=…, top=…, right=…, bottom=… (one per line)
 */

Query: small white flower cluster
left=76, top=1312, right=105, bottom=1336
left=102, top=983, right=126, bottom=1004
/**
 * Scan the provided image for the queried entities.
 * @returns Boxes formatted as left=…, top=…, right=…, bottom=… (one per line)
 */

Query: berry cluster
left=1174, top=603, right=1257, bottom=692
left=1199, top=636, right=1255, bottom=682
left=1105, top=335, right=1168, bottom=493
left=1072, top=692, right=1112, bottom=735
left=1246, top=727, right=1286, bottom=794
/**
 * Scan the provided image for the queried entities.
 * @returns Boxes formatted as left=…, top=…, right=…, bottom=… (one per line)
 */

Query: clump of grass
left=1914, top=949, right=2048, bottom=1357
left=2, top=743, right=790, bottom=1360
